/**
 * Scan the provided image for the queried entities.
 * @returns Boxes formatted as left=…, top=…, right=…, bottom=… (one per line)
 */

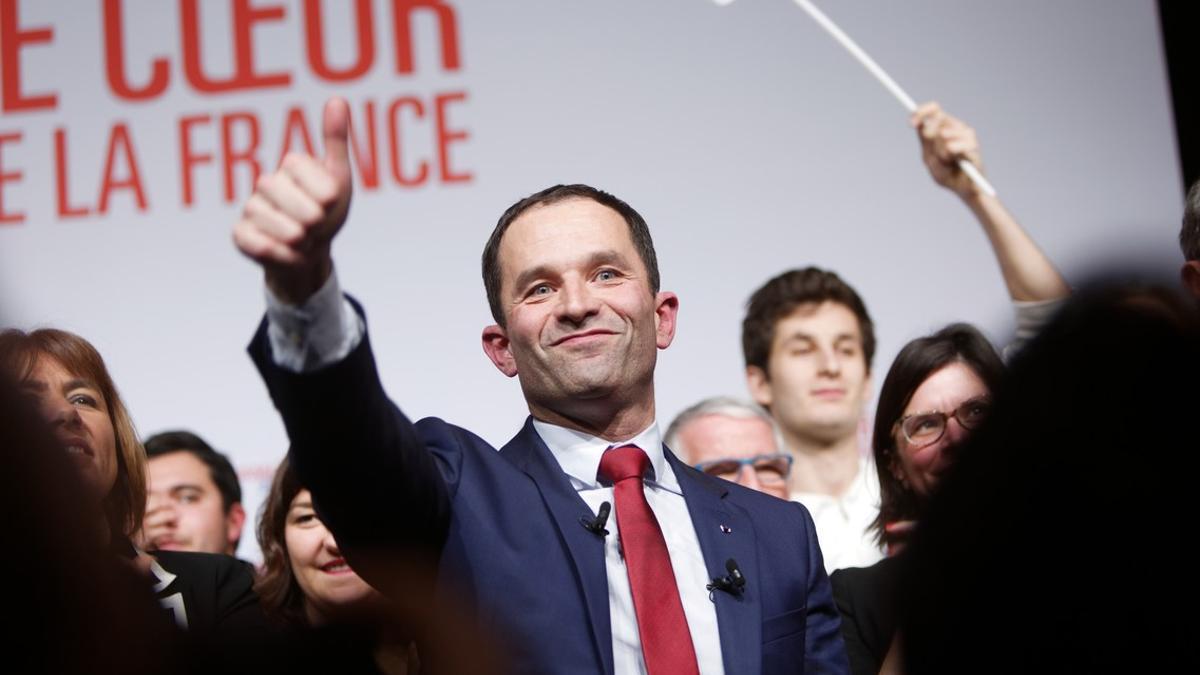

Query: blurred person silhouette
left=829, top=324, right=1005, bottom=675
left=895, top=280, right=1200, bottom=673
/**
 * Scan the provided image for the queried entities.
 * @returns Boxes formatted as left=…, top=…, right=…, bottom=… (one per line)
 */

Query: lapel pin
left=719, top=524, right=732, bottom=534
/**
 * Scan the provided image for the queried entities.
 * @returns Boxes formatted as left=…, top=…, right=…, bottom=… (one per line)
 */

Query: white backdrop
left=0, top=0, right=1181, bottom=560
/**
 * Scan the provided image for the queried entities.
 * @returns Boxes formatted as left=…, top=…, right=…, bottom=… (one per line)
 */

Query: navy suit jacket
left=249, top=307, right=848, bottom=674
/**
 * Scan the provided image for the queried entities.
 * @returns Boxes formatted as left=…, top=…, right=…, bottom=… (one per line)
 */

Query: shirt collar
left=531, top=418, right=675, bottom=491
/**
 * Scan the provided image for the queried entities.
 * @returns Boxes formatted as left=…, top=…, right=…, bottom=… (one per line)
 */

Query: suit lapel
left=146, top=554, right=189, bottom=630
left=667, top=450, right=762, bottom=675
left=503, top=418, right=614, bottom=675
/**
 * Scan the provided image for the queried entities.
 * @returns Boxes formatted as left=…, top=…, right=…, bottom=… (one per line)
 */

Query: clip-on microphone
left=580, top=501, right=611, bottom=537
left=706, top=558, right=747, bottom=597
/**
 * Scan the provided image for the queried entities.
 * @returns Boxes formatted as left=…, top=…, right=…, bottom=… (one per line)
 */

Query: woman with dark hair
left=869, top=323, right=1006, bottom=553
left=830, top=323, right=1005, bottom=675
left=256, top=457, right=418, bottom=674
left=0, top=328, right=264, bottom=638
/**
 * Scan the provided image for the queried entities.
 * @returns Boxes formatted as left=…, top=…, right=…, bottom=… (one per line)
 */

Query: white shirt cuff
left=264, top=270, right=364, bottom=372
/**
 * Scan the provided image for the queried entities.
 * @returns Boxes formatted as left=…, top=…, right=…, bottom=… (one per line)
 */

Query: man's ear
left=225, top=502, right=246, bottom=553
left=746, top=365, right=772, bottom=408
left=654, top=292, right=679, bottom=349
left=1182, top=261, right=1200, bottom=301
left=482, top=324, right=519, bottom=377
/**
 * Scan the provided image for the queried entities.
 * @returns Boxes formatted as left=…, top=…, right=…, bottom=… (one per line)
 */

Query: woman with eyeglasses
left=829, top=323, right=1005, bottom=675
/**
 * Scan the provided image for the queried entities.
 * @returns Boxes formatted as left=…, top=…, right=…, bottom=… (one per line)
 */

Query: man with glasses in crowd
left=665, top=397, right=792, bottom=501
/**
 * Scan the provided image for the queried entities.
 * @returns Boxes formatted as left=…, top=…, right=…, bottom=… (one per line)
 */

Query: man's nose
left=817, top=347, right=843, bottom=376
left=556, top=278, right=601, bottom=323
left=736, top=465, right=764, bottom=493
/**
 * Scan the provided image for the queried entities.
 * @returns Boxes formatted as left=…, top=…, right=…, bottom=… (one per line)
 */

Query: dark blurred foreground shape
left=0, top=377, right=177, bottom=674
left=897, top=278, right=1200, bottom=673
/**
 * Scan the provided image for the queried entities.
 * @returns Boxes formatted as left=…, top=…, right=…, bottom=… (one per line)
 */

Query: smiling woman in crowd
left=256, top=456, right=419, bottom=674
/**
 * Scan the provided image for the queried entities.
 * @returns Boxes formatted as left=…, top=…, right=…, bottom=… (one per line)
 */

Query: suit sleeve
left=247, top=298, right=452, bottom=563
left=830, top=568, right=880, bottom=675
left=795, top=502, right=852, bottom=674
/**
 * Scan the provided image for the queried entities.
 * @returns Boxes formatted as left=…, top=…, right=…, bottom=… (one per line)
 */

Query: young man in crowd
left=140, top=430, right=246, bottom=557
left=742, top=268, right=883, bottom=573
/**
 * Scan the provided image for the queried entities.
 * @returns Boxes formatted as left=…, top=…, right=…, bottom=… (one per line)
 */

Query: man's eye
left=178, top=491, right=201, bottom=504
left=596, top=269, right=617, bottom=281
left=531, top=284, right=552, bottom=296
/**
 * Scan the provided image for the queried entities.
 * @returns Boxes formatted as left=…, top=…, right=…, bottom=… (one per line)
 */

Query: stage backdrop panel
left=0, top=0, right=1180, bottom=561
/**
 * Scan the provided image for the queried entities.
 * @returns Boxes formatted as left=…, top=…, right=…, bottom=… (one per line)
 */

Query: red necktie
left=599, top=444, right=701, bottom=675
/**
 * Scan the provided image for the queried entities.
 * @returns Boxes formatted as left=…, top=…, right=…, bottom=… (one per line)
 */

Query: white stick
left=790, top=0, right=997, bottom=197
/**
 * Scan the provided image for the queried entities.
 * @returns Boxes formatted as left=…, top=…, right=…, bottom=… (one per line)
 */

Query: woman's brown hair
left=870, top=323, right=1005, bottom=546
left=255, top=456, right=308, bottom=626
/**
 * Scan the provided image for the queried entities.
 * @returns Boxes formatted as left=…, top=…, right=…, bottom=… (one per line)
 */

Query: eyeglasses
left=694, top=453, right=793, bottom=486
left=895, top=397, right=992, bottom=448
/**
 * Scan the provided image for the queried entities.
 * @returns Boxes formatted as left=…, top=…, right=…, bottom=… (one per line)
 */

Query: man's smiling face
left=483, top=197, right=677, bottom=417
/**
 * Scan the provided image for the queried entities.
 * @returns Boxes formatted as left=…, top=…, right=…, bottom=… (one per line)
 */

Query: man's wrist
left=265, top=254, right=333, bottom=306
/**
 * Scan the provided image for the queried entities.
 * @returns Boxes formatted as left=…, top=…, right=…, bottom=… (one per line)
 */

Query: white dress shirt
left=790, top=457, right=884, bottom=573
left=532, top=420, right=725, bottom=675
left=265, top=271, right=725, bottom=674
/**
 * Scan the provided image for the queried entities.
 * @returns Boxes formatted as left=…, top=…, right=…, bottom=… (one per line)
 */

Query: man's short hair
left=1180, top=179, right=1200, bottom=262
left=741, top=267, right=876, bottom=374
left=143, top=430, right=242, bottom=512
left=664, top=396, right=777, bottom=458
left=481, top=184, right=661, bottom=327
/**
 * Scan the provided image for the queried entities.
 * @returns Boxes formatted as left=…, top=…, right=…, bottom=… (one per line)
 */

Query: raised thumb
left=321, top=97, right=351, bottom=185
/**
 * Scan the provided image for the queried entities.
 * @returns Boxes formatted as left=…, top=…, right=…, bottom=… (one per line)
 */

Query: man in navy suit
left=234, top=98, right=848, bottom=674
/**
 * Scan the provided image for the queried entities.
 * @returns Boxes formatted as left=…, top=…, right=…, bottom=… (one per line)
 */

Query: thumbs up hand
left=234, top=97, right=353, bottom=304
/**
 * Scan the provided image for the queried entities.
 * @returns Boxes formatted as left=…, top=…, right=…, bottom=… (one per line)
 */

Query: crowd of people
left=3, top=98, right=1197, bottom=674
